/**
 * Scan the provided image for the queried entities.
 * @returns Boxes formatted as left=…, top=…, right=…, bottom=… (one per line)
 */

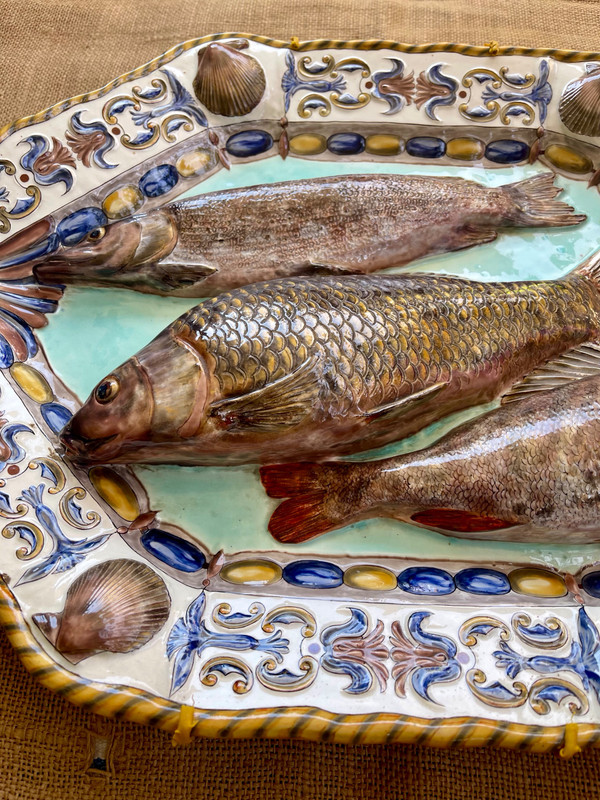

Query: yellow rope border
left=2, top=32, right=600, bottom=751
left=1, top=32, right=600, bottom=143
left=1, top=580, right=598, bottom=752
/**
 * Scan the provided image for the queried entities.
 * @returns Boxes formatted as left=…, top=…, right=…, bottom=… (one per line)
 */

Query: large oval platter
left=2, top=33, right=600, bottom=751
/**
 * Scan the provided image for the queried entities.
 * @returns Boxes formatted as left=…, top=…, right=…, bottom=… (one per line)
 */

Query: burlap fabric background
left=2, top=1, right=600, bottom=797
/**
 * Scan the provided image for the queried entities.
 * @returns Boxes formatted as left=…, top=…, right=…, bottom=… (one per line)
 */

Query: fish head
left=60, top=327, right=208, bottom=462
left=0, top=206, right=178, bottom=287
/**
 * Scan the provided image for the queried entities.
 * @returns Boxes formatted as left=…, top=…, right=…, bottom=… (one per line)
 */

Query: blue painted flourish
left=494, top=607, right=600, bottom=699
left=166, top=592, right=289, bottom=694
left=20, top=136, right=74, bottom=192
left=371, top=58, right=414, bottom=114
left=282, top=51, right=346, bottom=112
left=15, top=485, right=108, bottom=585
left=478, top=59, right=552, bottom=123
left=390, top=611, right=461, bottom=702
left=320, top=608, right=389, bottom=694
left=130, top=70, right=207, bottom=131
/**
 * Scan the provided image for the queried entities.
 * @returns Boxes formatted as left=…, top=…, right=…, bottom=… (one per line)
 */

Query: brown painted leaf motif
left=65, top=129, right=107, bottom=167
left=332, top=619, right=389, bottom=690
left=378, top=71, right=415, bottom=104
left=33, top=137, right=76, bottom=175
left=390, top=620, right=447, bottom=698
left=415, top=71, right=453, bottom=109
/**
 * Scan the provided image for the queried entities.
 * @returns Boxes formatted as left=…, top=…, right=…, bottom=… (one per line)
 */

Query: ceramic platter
left=3, top=34, right=600, bottom=753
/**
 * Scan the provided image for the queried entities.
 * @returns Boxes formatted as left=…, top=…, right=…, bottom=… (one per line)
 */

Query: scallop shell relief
left=193, top=40, right=266, bottom=117
left=559, top=64, right=600, bottom=136
left=33, top=559, right=171, bottom=663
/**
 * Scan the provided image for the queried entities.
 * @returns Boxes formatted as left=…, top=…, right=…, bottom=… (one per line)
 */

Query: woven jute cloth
left=2, top=1, right=600, bottom=797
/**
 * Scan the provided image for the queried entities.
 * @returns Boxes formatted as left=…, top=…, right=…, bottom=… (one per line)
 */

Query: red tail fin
left=260, top=462, right=355, bottom=544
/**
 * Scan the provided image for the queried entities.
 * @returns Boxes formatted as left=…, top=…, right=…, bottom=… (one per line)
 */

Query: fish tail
left=259, top=462, right=360, bottom=543
left=503, top=173, right=586, bottom=228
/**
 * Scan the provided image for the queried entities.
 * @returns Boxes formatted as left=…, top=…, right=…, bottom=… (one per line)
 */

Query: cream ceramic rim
left=1, top=33, right=599, bottom=755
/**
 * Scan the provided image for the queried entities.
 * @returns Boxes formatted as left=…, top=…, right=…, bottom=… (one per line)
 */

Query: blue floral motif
left=282, top=51, right=346, bottom=112
left=494, top=607, right=600, bottom=699
left=479, top=59, right=552, bottom=123
left=391, top=611, right=461, bottom=702
left=0, top=419, right=32, bottom=471
left=372, top=58, right=414, bottom=114
left=19, top=136, right=74, bottom=192
left=0, top=187, right=8, bottom=204
left=66, top=112, right=116, bottom=169
left=416, top=64, right=459, bottom=121
left=15, top=484, right=109, bottom=585
left=321, top=608, right=388, bottom=694
left=166, top=592, right=289, bottom=694
left=129, top=70, right=207, bottom=132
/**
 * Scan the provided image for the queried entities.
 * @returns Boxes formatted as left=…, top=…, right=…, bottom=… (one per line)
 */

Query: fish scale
left=182, top=274, right=600, bottom=418
left=62, top=257, right=600, bottom=466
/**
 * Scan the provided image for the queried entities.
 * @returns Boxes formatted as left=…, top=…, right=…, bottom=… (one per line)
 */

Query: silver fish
left=0, top=173, right=585, bottom=296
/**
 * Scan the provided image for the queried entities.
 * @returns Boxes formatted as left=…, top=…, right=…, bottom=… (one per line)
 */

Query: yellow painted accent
left=221, top=559, right=282, bottom=586
left=2, top=35, right=600, bottom=145
left=102, top=185, right=144, bottom=220
left=176, top=149, right=213, bottom=177
left=172, top=704, right=195, bottom=746
left=446, top=137, right=485, bottom=161
left=509, top=568, right=567, bottom=597
left=289, top=133, right=327, bottom=156
left=365, top=134, right=401, bottom=156
left=484, top=40, right=500, bottom=55
left=343, top=564, right=397, bottom=591
left=560, top=723, right=582, bottom=758
left=9, top=363, right=53, bottom=403
left=2, top=574, right=600, bottom=752
left=88, top=467, right=140, bottom=521
left=544, top=144, right=593, bottom=174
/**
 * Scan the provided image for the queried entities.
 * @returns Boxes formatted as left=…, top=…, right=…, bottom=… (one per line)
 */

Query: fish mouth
left=59, top=428, right=121, bottom=462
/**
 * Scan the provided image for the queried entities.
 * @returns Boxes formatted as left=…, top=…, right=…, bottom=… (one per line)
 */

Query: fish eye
left=86, top=227, right=106, bottom=243
left=94, top=376, right=120, bottom=404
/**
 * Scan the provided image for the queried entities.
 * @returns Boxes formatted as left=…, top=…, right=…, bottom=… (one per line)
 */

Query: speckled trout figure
left=261, top=355, right=600, bottom=544
left=0, top=173, right=584, bottom=296
left=60, top=251, right=600, bottom=466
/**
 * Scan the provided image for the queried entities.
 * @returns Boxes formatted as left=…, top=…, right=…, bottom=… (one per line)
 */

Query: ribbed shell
left=193, top=42, right=266, bottom=117
left=33, top=559, right=170, bottom=662
left=559, top=66, right=600, bottom=136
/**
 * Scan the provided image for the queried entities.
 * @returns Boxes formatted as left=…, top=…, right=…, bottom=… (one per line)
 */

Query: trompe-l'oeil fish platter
left=4, top=34, right=600, bottom=753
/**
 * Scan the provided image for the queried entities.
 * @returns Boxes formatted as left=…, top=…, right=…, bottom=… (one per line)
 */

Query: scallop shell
left=193, top=40, right=266, bottom=117
left=559, top=66, right=600, bottom=136
left=32, top=559, right=170, bottom=663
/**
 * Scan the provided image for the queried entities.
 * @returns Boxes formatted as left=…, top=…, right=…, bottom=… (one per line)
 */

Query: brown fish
left=60, top=252, right=600, bottom=466
left=0, top=172, right=584, bottom=296
left=260, top=349, right=600, bottom=544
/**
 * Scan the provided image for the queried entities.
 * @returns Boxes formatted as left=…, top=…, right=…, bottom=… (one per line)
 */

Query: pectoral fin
left=502, top=343, right=600, bottom=405
left=451, top=225, right=498, bottom=251
left=365, top=382, right=448, bottom=423
left=209, top=357, right=320, bottom=432
left=411, top=508, right=516, bottom=533
left=155, top=262, right=218, bottom=289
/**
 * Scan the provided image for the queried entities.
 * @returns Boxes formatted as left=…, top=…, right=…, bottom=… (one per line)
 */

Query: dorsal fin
left=572, top=249, right=600, bottom=288
left=502, top=342, right=600, bottom=404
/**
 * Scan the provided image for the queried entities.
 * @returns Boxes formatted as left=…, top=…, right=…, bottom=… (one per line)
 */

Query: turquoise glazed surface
left=39, top=158, right=600, bottom=570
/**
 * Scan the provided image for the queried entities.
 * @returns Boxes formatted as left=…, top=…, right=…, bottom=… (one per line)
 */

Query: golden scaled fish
left=60, top=252, right=600, bottom=466
left=260, top=350, right=600, bottom=545
left=0, top=173, right=584, bottom=296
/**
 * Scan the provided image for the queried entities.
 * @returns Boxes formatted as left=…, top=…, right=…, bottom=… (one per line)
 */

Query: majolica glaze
left=3, top=34, right=600, bottom=751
